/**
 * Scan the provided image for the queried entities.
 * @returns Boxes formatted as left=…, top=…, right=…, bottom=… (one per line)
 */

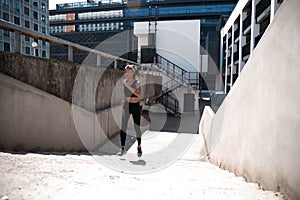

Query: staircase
left=156, top=79, right=181, bottom=116
left=137, top=53, right=201, bottom=115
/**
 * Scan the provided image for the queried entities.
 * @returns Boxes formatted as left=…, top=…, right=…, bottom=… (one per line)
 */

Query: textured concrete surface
left=0, top=52, right=161, bottom=111
left=207, top=0, right=300, bottom=199
left=0, top=72, right=159, bottom=152
left=0, top=131, right=283, bottom=200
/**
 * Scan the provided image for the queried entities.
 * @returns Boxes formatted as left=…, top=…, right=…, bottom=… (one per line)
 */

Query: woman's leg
left=120, top=103, right=130, bottom=147
left=131, top=103, right=142, bottom=146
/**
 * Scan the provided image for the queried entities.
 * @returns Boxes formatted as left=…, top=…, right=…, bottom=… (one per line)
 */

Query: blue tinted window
left=158, top=5, right=235, bottom=15
left=124, top=4, right=235, bottom=17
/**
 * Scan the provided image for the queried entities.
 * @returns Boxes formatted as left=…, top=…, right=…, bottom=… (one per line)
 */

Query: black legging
left=120, top=102, right=142, bottom=147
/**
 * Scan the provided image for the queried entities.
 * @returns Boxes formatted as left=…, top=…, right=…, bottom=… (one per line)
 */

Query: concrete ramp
left=205, top=0, right=300, bottom=199
left=0, top=73, right=123, bottom=152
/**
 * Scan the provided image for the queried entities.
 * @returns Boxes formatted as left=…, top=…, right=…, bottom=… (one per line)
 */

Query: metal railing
left=162, top=79, right=182, bottom=94
left=153, top=54, right=202, bottom=115
left=183, top=72, right=199, bottom=87
left=156, top=53, right=200, bottom=88
left=156, top=93, right=179, bottom=116
left=156, top=54, right=187, bottom=76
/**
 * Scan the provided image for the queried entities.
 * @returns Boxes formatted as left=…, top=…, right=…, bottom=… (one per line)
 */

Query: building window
left=35, top=49, right=39, bottom=56
left=3, top=30, right=10, bottom=37
left=14, top=16, right=20, bottom=25
left=25, top=46, right=30, bottom=54
left=24, top=7, right=29, bottom=16
left=33, top=0, right=38, bottom=7
left=3, top=12, right=9, bottom=21
left=42, top=27, right=46, bottom=33
left=41, top=15, right=45, bottom=22
left=33, top=11, right=38, bottom=19
left=34, top=24, right=38, bottom=31
left=4, top=42, right=10, bottom=52
left=42, top=50, right=46, bottom=58
left=24, top=0, right=29, bottom=2
left=2, top=0, right=9, bottom=6
left=25, top=36, right=30, bottom=42
left=42, top=40, right=46, bottom=46
left=14, top=1, right=20, bottom=12
left=41, top=3, right=46, bottom=11
left=25, top=20, right=30, bottom=28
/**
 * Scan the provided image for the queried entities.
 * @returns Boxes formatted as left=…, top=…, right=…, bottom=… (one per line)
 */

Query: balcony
left=242, top=42, right=250, bottom=59
left=234, top=27, right=240, bottom=41
left=256, top=0, right=271, bottom=19
left=228, top=32, right=232, bottom=44
left=233, top=51, right=239, bottom=62
left=255, top=33, right=264, bottom=47
left=243, top=14, right=251, bottom=33
left=228, top=56, right=232, bottom=65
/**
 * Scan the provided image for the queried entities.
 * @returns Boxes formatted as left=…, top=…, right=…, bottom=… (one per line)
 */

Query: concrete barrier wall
left=0, top=52, right=162, bottom=111
left=207, top=0, right=300, bottom=199
left=0, top=73, right=124, bottom=152
left=198, top=106, right=215, bottom=157
left=0, top=51, right=124, bottom=111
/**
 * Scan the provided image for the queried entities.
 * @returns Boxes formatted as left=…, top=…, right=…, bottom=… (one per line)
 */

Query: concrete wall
left=156, top=20, right=201, bottom=72
left=206, top=0, right=300, bottom=199
left=0, top=52, right=124, bottom=111
left=0, top=73, right=124, bottom=152
left=0, top=52, right=161, bottom=112
left=134, top=20, right=201, bottom=72
left=0, top=54, right=160, bottom=152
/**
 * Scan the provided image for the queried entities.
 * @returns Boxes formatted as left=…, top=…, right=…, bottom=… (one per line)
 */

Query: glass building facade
left=0, top=0, right=50, bottom=58
left=49, top=1, right=237, bottom=66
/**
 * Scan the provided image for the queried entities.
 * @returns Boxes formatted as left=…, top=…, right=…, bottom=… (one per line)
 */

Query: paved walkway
left=0, top=131, right=283, bottom=200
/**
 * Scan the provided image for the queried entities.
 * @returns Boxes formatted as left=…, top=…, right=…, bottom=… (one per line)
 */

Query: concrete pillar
left=270, top=0, right=279, bottom=22
left=14, top=31, right=21, bottom=54
left=68, top=46, right=73, bottom=62
left=224, top=33, right=229, bottom=94
left=114, top=60, right=117, bottom=69
left=239, top=11, right=247, bottom=74
left=216, top=33, right=224, bottom=91
left=250, top=0, right=260, bottom=54
left=230, top=26, right=235, bottom=90
left=96, top=54, right=101, bottom=67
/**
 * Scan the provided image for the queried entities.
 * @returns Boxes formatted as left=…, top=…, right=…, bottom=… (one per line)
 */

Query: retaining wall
left=205, top=0, right=300, bottom=199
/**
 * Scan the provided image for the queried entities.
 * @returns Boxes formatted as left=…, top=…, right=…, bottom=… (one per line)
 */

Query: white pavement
left=0, top=131, right=283, bottom=200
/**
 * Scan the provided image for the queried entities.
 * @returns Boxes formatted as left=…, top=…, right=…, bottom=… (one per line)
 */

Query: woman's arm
left=133, top=80, right=141, bottom=97
left=124, top=80, right=141, bottom=97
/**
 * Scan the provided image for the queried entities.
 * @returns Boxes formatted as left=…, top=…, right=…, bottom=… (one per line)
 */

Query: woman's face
left=125, top=68, right=135, bottom=79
